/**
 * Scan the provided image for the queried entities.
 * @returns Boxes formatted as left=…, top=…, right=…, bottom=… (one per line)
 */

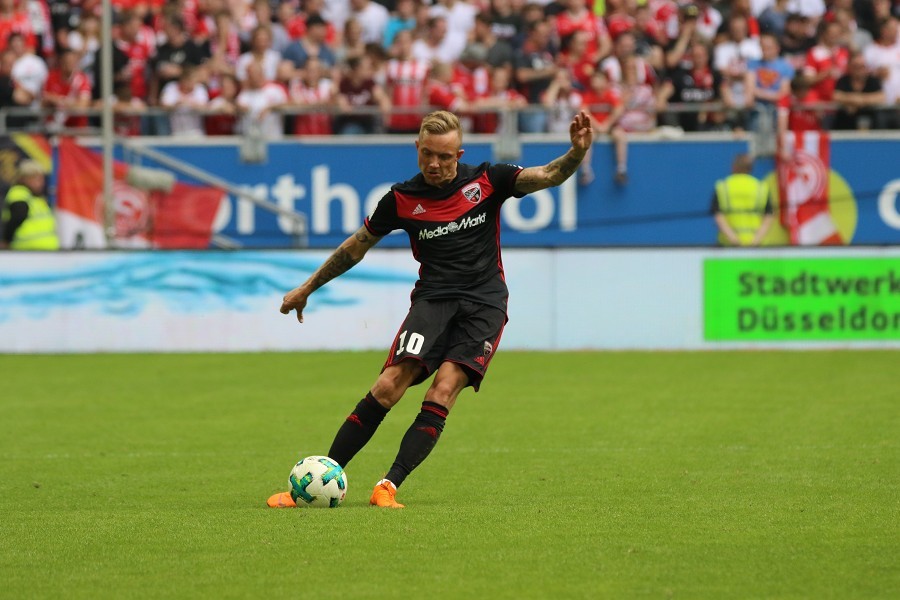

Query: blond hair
left=419, top=111, right=462, bottom=142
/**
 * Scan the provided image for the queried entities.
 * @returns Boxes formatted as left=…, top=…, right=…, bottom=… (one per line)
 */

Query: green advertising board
left=704, top=257, right=900, bottom=341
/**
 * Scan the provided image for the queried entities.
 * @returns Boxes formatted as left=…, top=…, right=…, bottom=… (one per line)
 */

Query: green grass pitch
left=2, top=350, right=897, bottom=599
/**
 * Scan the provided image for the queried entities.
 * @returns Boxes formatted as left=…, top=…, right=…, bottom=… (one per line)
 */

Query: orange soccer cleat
left=369, top=479, right=404, bottom=509
left=266, top=491, right=297, bottom=508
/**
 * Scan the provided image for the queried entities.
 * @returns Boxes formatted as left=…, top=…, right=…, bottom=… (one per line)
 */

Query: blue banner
left=91, top=137, right=900, bottom=248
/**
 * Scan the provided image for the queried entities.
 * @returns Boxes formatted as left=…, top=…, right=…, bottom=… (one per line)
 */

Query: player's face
left=416, top=131, right=464, bottom=187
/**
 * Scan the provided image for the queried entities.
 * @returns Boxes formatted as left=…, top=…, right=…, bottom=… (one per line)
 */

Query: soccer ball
left=289, top=456, right=348, bottom=508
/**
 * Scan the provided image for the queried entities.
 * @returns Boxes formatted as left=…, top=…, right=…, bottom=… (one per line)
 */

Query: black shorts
left=382, top=299, right=507, bottom=391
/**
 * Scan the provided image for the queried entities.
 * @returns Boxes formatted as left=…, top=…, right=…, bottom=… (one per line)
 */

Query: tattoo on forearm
left=354, top=230, right=370, bottom=243
left=310, top=248, right=360, bottom=290
left=516, top=149, right=585, bottom=193
left=545, top=150, right=583, bottom=186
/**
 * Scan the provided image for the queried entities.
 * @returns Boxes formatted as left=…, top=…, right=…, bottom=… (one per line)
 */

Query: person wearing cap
left=1, top=160, right=59, bottom=250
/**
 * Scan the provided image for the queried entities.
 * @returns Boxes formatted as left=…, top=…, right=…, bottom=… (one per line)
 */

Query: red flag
left=777, top=130, right=843, bottom=246
left=150, top=183, right=223, bottom=248
left=56, top=138, right=223, bottom=248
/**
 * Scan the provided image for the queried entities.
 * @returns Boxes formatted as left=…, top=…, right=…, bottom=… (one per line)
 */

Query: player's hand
left=570, top=110, right=593, bottom=153
left=280, top=287, right=309, bottom=323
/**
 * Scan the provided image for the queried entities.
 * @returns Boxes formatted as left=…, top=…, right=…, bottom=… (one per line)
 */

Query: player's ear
left=415, top=139, right=420, bottom=151
left=456, top=149, right=464, bottom=160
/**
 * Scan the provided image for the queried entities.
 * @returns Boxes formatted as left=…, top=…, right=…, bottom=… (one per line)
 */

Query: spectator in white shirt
left=236, top=61, right=288, bottom=139
left=349, top=0, right=390, bottom=45
left=8, top=32, right=47, bottom=108
left=412, top=16, right=461, bottom=64
left=160, top=66, right=209, bottom=137
left=716, top=13, right=763, bottom=127
left=786, top=0, right=826, bottom=21
left=429, top=0, right=477, bottom=63
left=863, top=17, right=900, bottom=125
left=236, top=26, right=282, bottom=82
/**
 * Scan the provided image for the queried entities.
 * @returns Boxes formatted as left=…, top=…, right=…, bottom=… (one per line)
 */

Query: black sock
left=327, top=392, right=389, bottom=468
left=385, top=401, right=448, bottom=488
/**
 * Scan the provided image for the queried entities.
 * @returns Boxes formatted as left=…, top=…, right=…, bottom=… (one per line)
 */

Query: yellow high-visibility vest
left=715, top=174, right=768, bottom=246
left=2, top=184, right=60, bottom=250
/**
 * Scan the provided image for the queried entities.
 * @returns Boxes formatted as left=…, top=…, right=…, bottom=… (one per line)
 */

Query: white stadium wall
left=1, top=248, right=899, bottom=353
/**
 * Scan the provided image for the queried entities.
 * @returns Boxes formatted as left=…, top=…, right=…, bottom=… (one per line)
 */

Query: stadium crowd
left=0, top=0, right=898, bottom=141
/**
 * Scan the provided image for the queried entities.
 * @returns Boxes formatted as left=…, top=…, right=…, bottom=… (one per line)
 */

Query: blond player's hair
left=419, top=111, right=462, bottom=142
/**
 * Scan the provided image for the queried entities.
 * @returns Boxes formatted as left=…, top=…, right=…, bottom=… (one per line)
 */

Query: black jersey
left=364, top=161, right=524, bottom=312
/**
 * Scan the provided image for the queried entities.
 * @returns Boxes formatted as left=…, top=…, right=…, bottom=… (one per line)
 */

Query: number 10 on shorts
left=395, top=330, right=424, bottom=355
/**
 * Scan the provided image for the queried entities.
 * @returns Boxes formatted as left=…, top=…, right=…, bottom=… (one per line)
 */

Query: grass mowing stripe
left=1, top=351, right=897, bottom=598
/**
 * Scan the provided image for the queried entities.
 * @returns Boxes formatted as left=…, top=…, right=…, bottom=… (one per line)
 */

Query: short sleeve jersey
left=364, top=162, right=523, bottom=312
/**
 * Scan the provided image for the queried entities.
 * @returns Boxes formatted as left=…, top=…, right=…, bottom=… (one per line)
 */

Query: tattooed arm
left=514, top=111, right=594, bottom=195
left=280, top=225, right=383, bottom=323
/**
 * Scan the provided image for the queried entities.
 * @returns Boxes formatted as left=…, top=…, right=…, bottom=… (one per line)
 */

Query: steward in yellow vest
left=712, top=154, right=774, bottom=246
left=1, top=160, right=59, bottom=250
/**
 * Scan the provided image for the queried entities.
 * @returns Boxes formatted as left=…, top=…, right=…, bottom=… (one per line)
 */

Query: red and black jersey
left=365, top=162, right=523, bottom=312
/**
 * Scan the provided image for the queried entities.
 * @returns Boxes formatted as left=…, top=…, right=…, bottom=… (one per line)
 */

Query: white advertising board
left=1, top=249, right=898, bottom=353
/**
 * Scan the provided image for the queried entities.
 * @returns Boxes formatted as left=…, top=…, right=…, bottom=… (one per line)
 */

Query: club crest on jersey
left=462, top=183, right=482, bottom=204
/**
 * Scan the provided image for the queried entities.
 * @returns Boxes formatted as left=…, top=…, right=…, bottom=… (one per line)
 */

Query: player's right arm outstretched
left=280, top=225, right=383, bottom=323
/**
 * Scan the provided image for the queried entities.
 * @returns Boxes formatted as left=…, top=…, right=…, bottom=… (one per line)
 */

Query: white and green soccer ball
left=289, top=456, right=348, bottom=508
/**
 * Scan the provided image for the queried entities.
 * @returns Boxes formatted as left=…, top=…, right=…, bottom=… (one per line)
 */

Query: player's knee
left=371, top=363, right=418, bottom=407
left=425, top=374, right=466, bottom=408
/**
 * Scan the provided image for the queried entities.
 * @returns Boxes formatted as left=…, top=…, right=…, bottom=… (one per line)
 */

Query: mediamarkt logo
left=418, top=212, right=487, bottom=240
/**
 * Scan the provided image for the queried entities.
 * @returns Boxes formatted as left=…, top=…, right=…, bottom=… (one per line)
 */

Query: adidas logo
left=412, top=204, right=426, bottom=215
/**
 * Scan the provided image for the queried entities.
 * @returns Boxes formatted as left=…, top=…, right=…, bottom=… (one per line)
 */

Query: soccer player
left=267, top=109, right=593, bottom=509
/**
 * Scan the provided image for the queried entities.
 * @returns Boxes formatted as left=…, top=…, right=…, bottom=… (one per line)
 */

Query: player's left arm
left=514, top=111, right=593, bottom=194
left=280, top=226, right=383, bottom=322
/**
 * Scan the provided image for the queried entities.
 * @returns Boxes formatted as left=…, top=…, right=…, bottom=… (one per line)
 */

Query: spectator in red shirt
left=205, top=73, right=239, bottom=136
left=384, top=29, right=430, bottom=133
left=289, top=56, right=337, bottom=135
left=471, top=65, right=527, bottom=133
left=559, top=29, right=598, bottom=91
left=0, top=0, right=37, bottom=53
left=208, top=10, right=241, bottom=77
left=276, top=1, right=306, bottom=42
left=728, top=0, right=761, bottom=38
left=109, top=81, right=146, bottom=137
left=300, top=0, right=338, bottom=46
left=600, top=31, right=657, bottom=87
left=777, top=74, right=824, bottom=155
left=555, top=0, right=612, bottom=60
left=606, top=0, right=637, bottom=43
left=115, top=10, right=156, bottom=103
left=43, top=48, right=91, bottom=129
left=426, top=61, right=468, bottom=114
left=803, top=20, right=849, bottom=101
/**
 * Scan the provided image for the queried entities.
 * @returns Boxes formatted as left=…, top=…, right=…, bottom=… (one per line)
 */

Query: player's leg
left=327, top=300, right=452, bottom=472
left=268, top=302, right=447, bottom=509
left=371, top=301, right=506, bottom=508
left=326, top=359, right=422, bottom=469
left=371, top=363, right=469, bottom=508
